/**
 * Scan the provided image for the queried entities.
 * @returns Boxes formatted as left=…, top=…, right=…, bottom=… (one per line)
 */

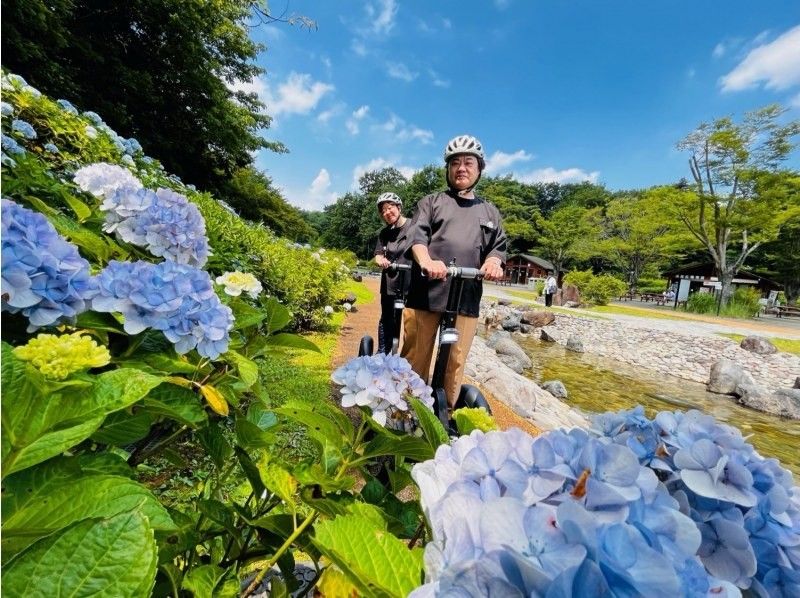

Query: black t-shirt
left=374, top=219, right=412, bottom=296
left=405, top=191, right=507, bottom=316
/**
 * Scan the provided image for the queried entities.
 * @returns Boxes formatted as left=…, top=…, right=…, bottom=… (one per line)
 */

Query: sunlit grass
left=717, top=333, right=800, bottom=356
left=590, top=304, right=690, bottom=321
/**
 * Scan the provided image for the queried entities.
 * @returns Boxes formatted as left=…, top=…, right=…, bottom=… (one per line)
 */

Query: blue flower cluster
left=56, top=99, right=79, bottom=115
left=593, top=406, right=800, bottom=596
left=92, top=260, right=233, bottom=359
left=331, top=353, right=434, bottom=427
left=1, top=102, right=13, bottom=117
left=411, top=422, right=745, bottom=597
left=1, top=199, right=96, bottom=331
left=11, top=119, right=37, bottom=140
left=74, top=163, right=209, bottom=266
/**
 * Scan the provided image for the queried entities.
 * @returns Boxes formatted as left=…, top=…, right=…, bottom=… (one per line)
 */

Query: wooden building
left=504, top=254, right=555, bottom=285
left=663, top=263, right=781, bottom=302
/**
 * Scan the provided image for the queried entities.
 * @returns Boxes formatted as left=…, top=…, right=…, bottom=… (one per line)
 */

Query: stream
left=516, top=336, right=800, bottom=478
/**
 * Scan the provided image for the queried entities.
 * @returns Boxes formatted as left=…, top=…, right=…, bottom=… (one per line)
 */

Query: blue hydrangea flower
left=84, top=125, right=98, bottom=139
left=56, top=99, right=79, bottom=115
left=2, top=152, right=17, bottom=168
left=1, top=102, right=13, bottom=117
left=331, top=353, right=434, bottom=427
left=3, top=74, right=28, bottom=88
left=91, top=260, right=233, bottom=359
left=122, top=138, right=143, bottom=155
left=82, top=111, right=104, bottom=126
left=11, top=119, right=36, bottom=140
left=1, top=199, right=96, bottom=330
left=44, top=143, right=59, bottom=154
left=2, top=134, right=25, bottom=155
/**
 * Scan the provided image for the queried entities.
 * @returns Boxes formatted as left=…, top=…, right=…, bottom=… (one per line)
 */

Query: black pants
left=545, top=292, right=554, bottom=307
left=378, top=294, right=401, bottom=354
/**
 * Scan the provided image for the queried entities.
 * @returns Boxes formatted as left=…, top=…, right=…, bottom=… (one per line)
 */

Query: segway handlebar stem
left=446, top=266, right=483, bottom=280
left=388, top=263, right=412, bottom=273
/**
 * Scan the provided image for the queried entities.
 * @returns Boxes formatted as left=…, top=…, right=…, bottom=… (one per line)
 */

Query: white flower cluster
left=331, top=354, right=434, bottom=427
left=215, top=271, right=262, bottom=298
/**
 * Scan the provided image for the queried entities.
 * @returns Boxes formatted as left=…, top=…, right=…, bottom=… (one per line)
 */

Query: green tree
left=358, top=167, right=408, bottom=197
left=753, top=212, right=800, bottom=304
left=2, top=0, right=289, bottom=193
left=673, top=105, right=800, bottom=304
left=402, top=165, right=445, bottom=214
left=594, top=191, right=694, bottom=290
left=533, top=204, right=599, bottom=277
left=320, top=192, right=375, bottom=257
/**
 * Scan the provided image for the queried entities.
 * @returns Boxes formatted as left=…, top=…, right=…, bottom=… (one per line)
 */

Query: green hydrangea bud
left=453, top=407, right=497, bottom=435
left=13, top=332, right=111, bottom=379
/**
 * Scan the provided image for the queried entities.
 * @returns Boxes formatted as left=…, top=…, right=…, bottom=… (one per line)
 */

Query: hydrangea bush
left=410, top=407, right=799, bottom=597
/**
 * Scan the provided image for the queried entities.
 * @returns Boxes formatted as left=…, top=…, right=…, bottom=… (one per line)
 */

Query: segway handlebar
left=388, top=262, right=412, bottom=273
left=446, top=266, right=484, bottom=280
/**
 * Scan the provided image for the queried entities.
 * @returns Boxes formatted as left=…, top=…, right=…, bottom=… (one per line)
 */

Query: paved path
left=483, top=285, right=800, bottom=340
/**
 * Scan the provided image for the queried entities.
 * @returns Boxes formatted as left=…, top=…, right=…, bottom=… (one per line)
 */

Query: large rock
left=542, top=380, right=568, bottom=399
left=339, top=292, right=357, bottom=305
left=707, top=359, right=754, bottom=395
left=521, top=310, right=555, bottom=327
left=501, top=312, right=522, bottom=332
left=492, top=337, right=533, bottom=374
left=563, top=301, right=580, bottom=308
left=737, top=386, right=800, bottom=419
left=540, top=327, right=558, bottom=343
left=795, top=377, right=800, bottom=389
left=560, top=285, right=581, bottom=305
left=739, top=336, right=778, bottom=355
left=485, top=330, right=511, bottom=349
left=566, top=334, right=584, bottom=353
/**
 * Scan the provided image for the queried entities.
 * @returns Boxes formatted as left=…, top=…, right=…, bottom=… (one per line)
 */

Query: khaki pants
left=400, top=308, right=478, bottom=408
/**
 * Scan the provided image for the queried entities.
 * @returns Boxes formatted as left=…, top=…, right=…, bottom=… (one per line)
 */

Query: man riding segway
left=401, top=134, right=507, bottom=427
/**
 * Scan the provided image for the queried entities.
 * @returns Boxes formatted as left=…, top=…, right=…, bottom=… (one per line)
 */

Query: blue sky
left=236, top=1, right=800, bottom=211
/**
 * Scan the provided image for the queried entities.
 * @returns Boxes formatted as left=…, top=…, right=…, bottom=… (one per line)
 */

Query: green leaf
left=235, top=446, right=265, bottom=497
left=360, top=434, right=434, bottom=463
left=75, top=310, right=126, bottom=334
left=133, top=352, right=199, bottom=375
left=182, top=564, right=238, bottom=598
left=196, top=424, right=232, bottom=470
left=410, top=398, right=449, bottom=451
left=1, top=365, right=162, bottom=476
left=230, top=299, right=269, bottom=330
left=263, top=296, right=292, bottom=333
left=63, top=192, right=93, bottom=221
left=246, top=402, right=278, bottom=430
left=235, top=417, right=276, bottom=450
left=267, top=332, right=322, bottom=353
left=3, top=512, right=158, bottom=598
left=313, top=514, right=424, bottom=598
left=274, top=405, right=346, bottom=447
left=225, top=350, right=259, bottom=386
left=143, top=383, right=207, bottom=427
left=259, top=458, right=298, bottom=507
left=91, top=409, right=153, bottom=445
left=77, top=452, right=134, bottom=477
left=198, top=500, right=240, bottom=539
left=2, top=459, right=175, bottom=555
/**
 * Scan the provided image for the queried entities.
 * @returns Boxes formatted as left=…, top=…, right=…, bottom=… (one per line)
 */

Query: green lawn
left=717, top=333, right=800, bottom=356
left=590, top=304, right=690, bottom=321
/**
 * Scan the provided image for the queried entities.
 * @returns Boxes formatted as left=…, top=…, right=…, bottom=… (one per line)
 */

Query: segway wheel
left=358, top=335, right=374, bottom=357
left=432, top=387, right=450, bottom=431
left=455, top=384, right=492, bottom=414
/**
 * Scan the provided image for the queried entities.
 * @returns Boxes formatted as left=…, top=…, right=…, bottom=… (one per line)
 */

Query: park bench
left=618, top=291, right=636, bottom=301
left=776, top=305, right=800, bottom=318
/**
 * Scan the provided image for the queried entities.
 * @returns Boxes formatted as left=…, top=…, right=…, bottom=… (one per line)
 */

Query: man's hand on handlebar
left=480, top=257, right=504, bottom=281
left=421, top=259, right=448, bottom=279
left=375, top=255, right=391, bottom=269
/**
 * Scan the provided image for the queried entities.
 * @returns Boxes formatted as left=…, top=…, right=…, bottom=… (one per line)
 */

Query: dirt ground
left=332, top=276, right=542, bottom=437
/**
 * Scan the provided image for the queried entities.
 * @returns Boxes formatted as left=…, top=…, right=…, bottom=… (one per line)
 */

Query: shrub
left=686, top=290, right=717, bottom=314
left=636, top=277, right=666, bottom=294
left=562, top=269, right=594, bottom=292
left=584, top=274, right=628, bottom=305
left=723, top=286, right=761, bottom=318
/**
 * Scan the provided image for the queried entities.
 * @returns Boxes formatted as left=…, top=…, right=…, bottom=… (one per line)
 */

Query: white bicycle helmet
left=376, top=192, right=402, bottom=209
left=443, top=134, right=485, bottom=164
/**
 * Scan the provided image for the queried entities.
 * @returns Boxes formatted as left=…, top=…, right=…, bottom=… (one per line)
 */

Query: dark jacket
left=374, top=219, right=412, bottom=296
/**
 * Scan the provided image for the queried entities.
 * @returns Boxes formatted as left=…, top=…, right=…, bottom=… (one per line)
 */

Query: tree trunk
left=719, top=268, right=735, bottom=307
left=784, top=276, right=799, bottom=305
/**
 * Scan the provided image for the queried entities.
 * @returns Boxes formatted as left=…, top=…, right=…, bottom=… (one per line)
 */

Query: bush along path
left=2, top=72, right=799, bottom=597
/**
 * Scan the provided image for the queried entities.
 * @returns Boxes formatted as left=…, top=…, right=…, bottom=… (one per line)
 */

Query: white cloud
left=351, top=157, right=415, bottom=190
left=351, top=39, right=368, bottom=56
left=298, top=168, right=338, bottom=211
left=428, top=68, right=451, bottom=88
left=712, top=42, right=727, bottom=58
left=791, top=91, right=800, bottom=109
left=517, top=167, right=600, bottom=185
left=418, top=17, right=453, bottom=34
left=720, top=25, right=800, bottom=92
left=494, top=0, right=511, bottom=8
left=228, top=75, right=269, bottom=102
left=317, top=103, right=344, bottom=124
left=484, top=150, right=534, bottom=175
left=366, top=0, right=398, bottom=34
left=387, top=62, right=418, bottom=82
left=268, top=73, right=334, bottom=116
left=345, top=105, right=370, bottom=135
left=373, top=114, right=433, bottom=144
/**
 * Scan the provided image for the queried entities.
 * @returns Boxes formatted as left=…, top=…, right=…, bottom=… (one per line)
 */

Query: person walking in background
left=544, top=270, right=558, bottom=307
left=373, top=192, right=411, bottom=353
left=401, top=134, right=506, bottom=408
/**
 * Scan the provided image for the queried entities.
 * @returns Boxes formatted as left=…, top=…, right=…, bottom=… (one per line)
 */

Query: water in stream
left=515, top=336, right=800, bottom=478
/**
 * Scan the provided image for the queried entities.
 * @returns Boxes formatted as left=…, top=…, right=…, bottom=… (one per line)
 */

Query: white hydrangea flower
left=215, top=271, right=263, bottom=298
left=324, top=305, right=334, bottom=314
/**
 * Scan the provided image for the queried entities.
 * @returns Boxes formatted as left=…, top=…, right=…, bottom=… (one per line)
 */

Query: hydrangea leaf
left=91, top=409, right=153, bottom=445
left=225, top=350, right=259, bottom=387
left=2, top=352, right=162, bottom=475
left=3, top=512, right=158, bottom=598
left=266, top=332, right=322, bottom=353
left=317, top=566, right=360, bottom=598
left=142, top=382, right=208, bottom=427
left=274, top=405, right=347, bottom=446
left=313, top=513, right=424, bottom=598
left=259, top=458, right=298, bottom=508
left=200, top=383, right=229, bottom=416
left=360, top=433, right=434, bottom=463
left=181, top=565, right=239, bottom=598
left=411, top=397, right=449, bottom=449
left=229, top=299, right=269, bottom=330
left=263, top=296, right=292, bottom=334
left=2, top=458, right=174, bottom=556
